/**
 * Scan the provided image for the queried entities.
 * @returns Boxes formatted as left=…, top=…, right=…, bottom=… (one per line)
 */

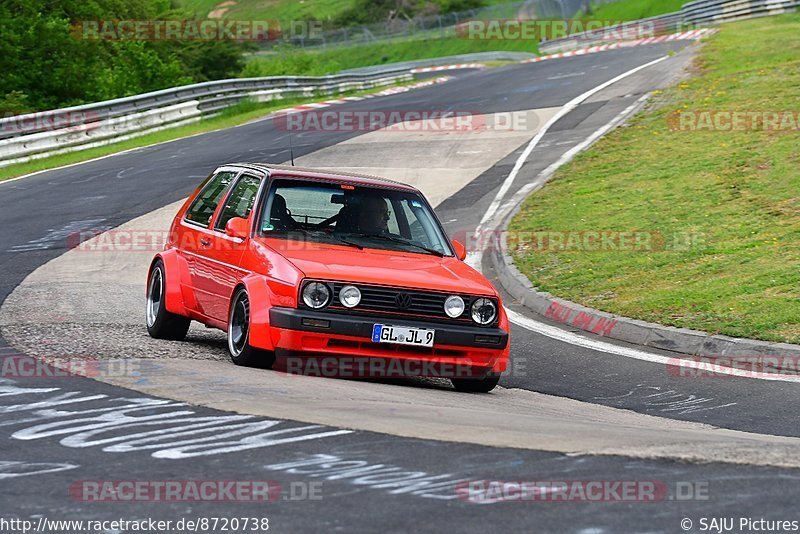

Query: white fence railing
left=539, top=0, right=798, bottom=53
left=3, top=0, right=797, bottom=169
left=0, top=52, right=542, bottom=169
left=0, top=69, right=418, bottom=168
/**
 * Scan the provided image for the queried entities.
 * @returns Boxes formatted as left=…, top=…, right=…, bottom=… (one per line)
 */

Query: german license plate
left=372, top=324, right=435, bottom=348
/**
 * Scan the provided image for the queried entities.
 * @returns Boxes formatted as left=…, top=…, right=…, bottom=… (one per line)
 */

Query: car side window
left=216, top=174, right=262, bottom=231
left=185, top=171, right=237, bottom=227
left=401, top=201, right=429, bottom=243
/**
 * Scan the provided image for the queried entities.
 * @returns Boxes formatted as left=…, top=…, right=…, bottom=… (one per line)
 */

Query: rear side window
left=185, top=171, right=237, bottom=227
left=216, top=174, right=261, bottom=230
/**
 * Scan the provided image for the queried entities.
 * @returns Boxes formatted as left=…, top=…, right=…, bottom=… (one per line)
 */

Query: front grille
left=320, top=282, right=495, bottom=326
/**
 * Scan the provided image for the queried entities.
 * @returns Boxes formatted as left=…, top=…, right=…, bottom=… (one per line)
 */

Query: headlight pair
left=302, top=281, right=496, bottom=325
left=302, top=282, right=360, bottom=309
left=444, top=295, right=497, bottom=325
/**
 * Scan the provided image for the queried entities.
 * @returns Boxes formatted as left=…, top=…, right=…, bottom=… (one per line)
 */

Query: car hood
left=261, top=239, right=497, bottom=296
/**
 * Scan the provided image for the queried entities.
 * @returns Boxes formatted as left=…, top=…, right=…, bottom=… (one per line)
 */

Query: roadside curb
left=410, top=63, right=485, bottom=73
left=491, top=242, right=800, bottom=361
left=533, top=28, right=717, bottom=59
left=486, top=61, right=800, bottom=363
left=490, top=185, right=800, bottom=365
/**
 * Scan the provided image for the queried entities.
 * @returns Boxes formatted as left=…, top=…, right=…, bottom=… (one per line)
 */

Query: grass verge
left=0, top=78, right=428, bottom=183
left=509, top=13, right=800, bottom=343
left=585, top=0, right=686, bottom=20
left=244, top=37, right=537, bottom=77
left=175, top=0, right=356, bottom=23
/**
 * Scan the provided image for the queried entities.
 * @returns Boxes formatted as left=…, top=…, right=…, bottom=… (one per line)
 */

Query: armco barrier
left=539, top=0, right=798, bottom=53
left=3, top=0, right=797, bottom=168
left=538, top=12, right=686, bottom=54
left=0, top=51, right=536, bottom=169
left=0, top=68, right=414, bottom=168
left=682, top=0, right=800, bottom=23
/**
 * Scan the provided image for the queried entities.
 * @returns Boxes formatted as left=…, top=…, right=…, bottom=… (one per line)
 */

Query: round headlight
left=339, top=285, right=361, bottom=308
left=302, top=282, right=330, bottom=309
left=471, top=298, right=497, bottom=325
left=444, top=295, right=465, bottom=318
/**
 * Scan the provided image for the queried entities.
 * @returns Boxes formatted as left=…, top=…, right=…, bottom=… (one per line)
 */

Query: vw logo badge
left=395, top=293, right=413, bottom=309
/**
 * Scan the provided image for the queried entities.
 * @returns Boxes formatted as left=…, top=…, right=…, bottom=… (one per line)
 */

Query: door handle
left=199, top=238, right=212, bottom=247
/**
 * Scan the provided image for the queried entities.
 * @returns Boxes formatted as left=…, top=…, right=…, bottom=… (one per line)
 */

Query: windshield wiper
left=271, top=227, right=363, bottom=250
left=330, top=234, right=364, bottom=250
left=355, top=233, right=444, bottom=257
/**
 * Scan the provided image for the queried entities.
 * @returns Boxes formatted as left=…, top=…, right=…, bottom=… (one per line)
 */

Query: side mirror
left=225, top=217, right=250, bottom=240
left=451, top=239, right=467, bottom=261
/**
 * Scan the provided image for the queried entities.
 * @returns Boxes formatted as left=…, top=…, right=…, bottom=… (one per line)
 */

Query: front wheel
left=451, top=373, right=501, bottom=393
left=146, top=260, right=191, bottom=340
left=228, top=287, right=275, bottom=369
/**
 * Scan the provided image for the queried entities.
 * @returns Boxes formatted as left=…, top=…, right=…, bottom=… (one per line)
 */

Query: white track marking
left=466, top=53, right=800, bottom=384
left=525, top=29, right=717, bottom=64
left=495, top=92, right=651, bottom=224
left=477, top=55, right=668, bottom=230
left=0, top=78, right=452, bottom=188
left=506, top=308, right=800, bottom=383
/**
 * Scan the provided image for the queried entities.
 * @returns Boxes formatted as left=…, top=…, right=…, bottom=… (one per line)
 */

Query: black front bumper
left=269, top=308, right=508, bottom=349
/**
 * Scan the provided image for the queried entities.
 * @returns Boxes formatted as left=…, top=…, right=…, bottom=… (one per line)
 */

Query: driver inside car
left=269, top=193, right=297, bottom=230
left=357, top=195, right=390, bottom=235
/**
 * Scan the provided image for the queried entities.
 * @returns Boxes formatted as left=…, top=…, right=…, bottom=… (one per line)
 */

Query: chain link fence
left=271, top=0, right=623, bottom=50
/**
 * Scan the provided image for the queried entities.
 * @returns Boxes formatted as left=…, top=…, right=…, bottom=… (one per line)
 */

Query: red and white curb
left=373, top=76, right=451, bottom=95
left=410, top=63, right=485, bottom=74
left=275, top=77, right=453, bottom=115
left=526, top=28, right=718, bottom=63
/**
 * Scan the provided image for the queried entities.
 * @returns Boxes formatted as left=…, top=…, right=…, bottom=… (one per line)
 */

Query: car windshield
left=259, top=178, right=453, bottom=256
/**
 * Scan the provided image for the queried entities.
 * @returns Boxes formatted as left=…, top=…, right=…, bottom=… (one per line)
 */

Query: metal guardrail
left=1, top=48, right=552, bottom=169
left=0, top=68, right=411, bottom=141
left=340, top=51, right=538, bottom=75
left=3, top=0, right=797, bottom=168
left=538, top=0, right=798, bottom=53
left=682, top=0, right=800, bottom=23
left=538, top=11, right=686, bottom=53
left=0, top=67, right=413, bottom=167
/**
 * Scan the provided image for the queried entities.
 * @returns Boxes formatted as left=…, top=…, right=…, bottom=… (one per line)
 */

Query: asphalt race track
left=2, top=40, right=799, bottom=533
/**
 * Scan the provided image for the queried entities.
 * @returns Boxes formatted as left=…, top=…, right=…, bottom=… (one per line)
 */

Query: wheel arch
left=231, top=274, right=276, bottom=351
left=149, top=251, right=192, bottom=317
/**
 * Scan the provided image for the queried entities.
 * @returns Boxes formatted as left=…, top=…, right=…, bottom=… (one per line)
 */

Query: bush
left=0, top=0, right=246, bottom=111
left=333, top=0, right=488, bottom=27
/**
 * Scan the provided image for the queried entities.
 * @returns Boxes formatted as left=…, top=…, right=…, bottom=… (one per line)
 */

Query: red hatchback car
left=146, top=163, right=509, bottom=392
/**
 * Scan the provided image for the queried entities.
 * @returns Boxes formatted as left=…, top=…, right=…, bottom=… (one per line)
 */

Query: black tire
left=146, top=259, right=191, bottom=340
left=451, top=373, right=501, bottom=393
left=228, top=287, right=276, bottom=369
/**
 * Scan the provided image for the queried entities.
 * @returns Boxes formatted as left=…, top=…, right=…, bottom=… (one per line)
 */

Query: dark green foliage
left=332, top=0, right=488, bottom=27
left=0, top=0, right=245, bottom=112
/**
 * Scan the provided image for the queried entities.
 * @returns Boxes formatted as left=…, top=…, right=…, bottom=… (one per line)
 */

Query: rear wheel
left=451, top=373, right=501, bottom=393
left=228, top=287, right=275, bottom=369
left=146, top=260, right=191, bottom=340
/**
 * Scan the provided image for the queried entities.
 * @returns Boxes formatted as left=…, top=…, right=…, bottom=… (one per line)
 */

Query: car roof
left=229, top=163, right=419, bottom=192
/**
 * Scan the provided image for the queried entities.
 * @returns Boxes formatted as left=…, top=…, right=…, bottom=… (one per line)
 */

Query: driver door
left=200, top=172, right=264, bottom=322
